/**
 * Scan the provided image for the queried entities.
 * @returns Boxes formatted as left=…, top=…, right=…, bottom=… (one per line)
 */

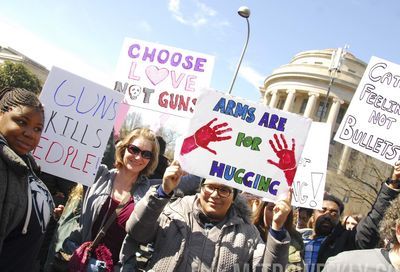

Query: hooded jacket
left=124, top=186, right=290, bottom=271
left=0, top=135, right=42, bottom=253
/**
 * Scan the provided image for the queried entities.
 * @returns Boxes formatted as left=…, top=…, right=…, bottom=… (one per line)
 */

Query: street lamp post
left=228, top=6, right=251, bottom=94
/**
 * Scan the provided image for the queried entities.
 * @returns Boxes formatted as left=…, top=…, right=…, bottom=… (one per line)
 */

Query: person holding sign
left=63, top=127, right=159, bottom=268
left=0, top=87, right=55, bottom=271
left=122, top=161, right=292, bottom=271
left=252, top=200, right=305, bottom=272
left=322, top=193, right=400, bottom=271
left=302, top=162, right=400, bottom=272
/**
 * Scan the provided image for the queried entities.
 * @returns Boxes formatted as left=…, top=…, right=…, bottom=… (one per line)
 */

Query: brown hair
left=380, top=196, right=400, bottom=246
left=252, top=201, right=295, bottom=238
left=114, top=127, right=159, bottom=177
left=342, top=214, right=363, bottom=227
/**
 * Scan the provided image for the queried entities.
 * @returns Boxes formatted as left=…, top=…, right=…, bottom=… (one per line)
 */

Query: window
left=277, top=98, right=285, bottom=110
left=336, top=107, right=347, bottom=124
left=299, top=99, right=307, bottom=114
left=316, top=101, right=330, bottom=120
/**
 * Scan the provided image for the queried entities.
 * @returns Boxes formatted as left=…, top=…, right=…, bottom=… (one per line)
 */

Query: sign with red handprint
left=267, top=134, right=297, bottom=187
left=180, top=118, right=232, bottom=155
left=176, top=88, right=312, bottom=203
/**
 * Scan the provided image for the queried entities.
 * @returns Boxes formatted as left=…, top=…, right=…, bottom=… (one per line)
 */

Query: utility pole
left=319, top=45, right=348, bottom=121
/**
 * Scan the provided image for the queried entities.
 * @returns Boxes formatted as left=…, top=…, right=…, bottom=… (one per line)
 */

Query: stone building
left=0, top=45, right=49, bottom=85
left=260, top=49, right=392, bottom=214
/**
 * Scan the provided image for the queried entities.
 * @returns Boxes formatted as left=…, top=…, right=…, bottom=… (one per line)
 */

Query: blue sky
left=0, top=0, right=400, bottom=103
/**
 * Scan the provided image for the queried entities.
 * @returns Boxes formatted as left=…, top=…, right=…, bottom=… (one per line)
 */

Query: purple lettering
left=157, top=49, right=170, bottom=64
left=194, top=58, right=207, bottom=72
left=209, top=160, right=225, bottom=178
left=128, top=44, right=140, bottom=58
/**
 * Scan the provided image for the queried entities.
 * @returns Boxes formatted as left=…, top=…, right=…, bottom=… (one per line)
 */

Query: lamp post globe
left=238, top=6, right=250, bottom=18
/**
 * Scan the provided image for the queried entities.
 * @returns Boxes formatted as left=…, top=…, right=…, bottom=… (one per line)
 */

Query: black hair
left=0, top=87, right=44, bottom=113
left=298, top=207, right=314, bottom=217
left=323, top=192, right=344, bottom=215
left=156, top=135, right=166, bottom=155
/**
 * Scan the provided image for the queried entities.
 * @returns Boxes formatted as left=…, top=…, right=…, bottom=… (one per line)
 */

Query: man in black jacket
left=303, top=162, right=400, bottom=272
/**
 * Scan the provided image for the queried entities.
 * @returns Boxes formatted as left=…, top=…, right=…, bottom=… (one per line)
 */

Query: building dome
left=259, top=48, right=391, bottom=214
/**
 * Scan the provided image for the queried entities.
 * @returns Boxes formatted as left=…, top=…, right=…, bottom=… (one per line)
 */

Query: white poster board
left=114, top=37, right=215, bottom=119
left=334, top=56, right=400, bottom=166
left=32, top=67, right=124, bottom=186
left=176, top=89, right=312, bottom=201
left=292, top=122, right=331, bottom=209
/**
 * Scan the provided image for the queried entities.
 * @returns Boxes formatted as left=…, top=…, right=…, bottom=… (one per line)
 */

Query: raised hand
left=162, top=160, right=184, bottom=195
left=389, top=161, right=400, bottom=190
left=392, top=161, right=400, bottom=180
left=271, top=190, right=293, bottom=231
left=180, top=118, right=232, bottom=155
left=53, top=205, right=64, bottom=220
left=267, top=134, right=297, bottom=187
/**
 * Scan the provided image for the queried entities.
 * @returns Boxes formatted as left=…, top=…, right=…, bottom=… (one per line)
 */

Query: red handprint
left=267, top=134, right=297, bottom=187
left=180, top=118, right=232, bottom=155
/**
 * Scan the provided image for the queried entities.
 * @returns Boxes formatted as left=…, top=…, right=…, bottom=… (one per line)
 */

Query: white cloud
left=239, top=64, right=265, bottom=89
left=0, top=19, right=113, bottom=89
left=168, top=0, right=180, bottom=13
left=137, top=20, right=153, bottom=33
left=168, top=0, right=217, bottom=27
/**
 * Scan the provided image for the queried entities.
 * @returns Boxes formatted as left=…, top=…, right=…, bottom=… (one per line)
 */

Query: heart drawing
left=145, top=65, right=169, bottom=86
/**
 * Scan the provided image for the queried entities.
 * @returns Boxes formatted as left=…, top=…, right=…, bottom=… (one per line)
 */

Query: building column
left=303, top=92, right=319, bottom=118
left=269, top=90, right=279, bottom=108
left=263, top=93, right=271, bottom=106
left=326, top=98, right=344, bottom=135
left=283, top=89, right=296, bottom=112
left=337, top=146, right=351, bottom=175
left=260, top=87, right=268, bottom=105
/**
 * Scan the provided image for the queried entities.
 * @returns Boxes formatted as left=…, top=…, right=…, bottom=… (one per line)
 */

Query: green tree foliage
left=0, top=61, right=42, bottom=93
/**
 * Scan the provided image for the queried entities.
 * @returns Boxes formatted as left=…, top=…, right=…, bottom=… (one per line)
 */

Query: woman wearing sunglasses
left=63, top=127, right=159, bottom=268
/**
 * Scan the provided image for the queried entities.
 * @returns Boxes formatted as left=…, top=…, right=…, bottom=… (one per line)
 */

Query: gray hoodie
left=122, top=186, right=290, bottom=271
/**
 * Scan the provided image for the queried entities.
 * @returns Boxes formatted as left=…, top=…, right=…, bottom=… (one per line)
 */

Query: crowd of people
left=1, top=86, right=400, bottom=272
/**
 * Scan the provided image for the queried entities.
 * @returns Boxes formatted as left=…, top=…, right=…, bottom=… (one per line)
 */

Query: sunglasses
left=127, top=144, right=153, bottom=160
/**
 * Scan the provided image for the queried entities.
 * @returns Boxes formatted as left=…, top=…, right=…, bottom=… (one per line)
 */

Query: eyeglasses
left=127, top=144, right=153, bottom=160
left=201, top=184, right=233, bottom=198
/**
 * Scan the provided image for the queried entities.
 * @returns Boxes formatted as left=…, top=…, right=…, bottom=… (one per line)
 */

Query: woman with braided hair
left=0, top=87, right=55, bottom=271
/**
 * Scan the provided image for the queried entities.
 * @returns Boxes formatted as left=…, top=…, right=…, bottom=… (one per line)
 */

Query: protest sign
left=176, top=88, right=312, bottom=201
left=114, top=37, right=215, bottom=119
left=292, top=122, right=331, bottom=209
left=334, top=56, right=400, bottom=165
left=32, top=67, right=124, bottom=186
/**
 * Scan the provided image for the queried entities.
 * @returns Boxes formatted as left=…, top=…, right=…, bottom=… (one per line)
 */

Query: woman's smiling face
left=123, top=136, right=153, bottom=174
left=0, top=105, right=44, bottom=155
